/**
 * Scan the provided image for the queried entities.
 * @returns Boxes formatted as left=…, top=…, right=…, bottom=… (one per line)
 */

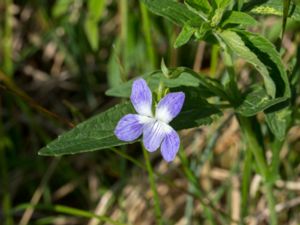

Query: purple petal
left=130, top=78, right=153, bottom=117
left=114, top=114, right=144, bottom=141
left=143, top=121, right=170, bottom=152
left=161, top=128, right=180, bottom=162
left=155, top=92, right=185, bottom=123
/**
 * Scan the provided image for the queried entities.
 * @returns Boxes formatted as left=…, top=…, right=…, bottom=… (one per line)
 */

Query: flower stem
left=142, top=146, right=163, bottom=224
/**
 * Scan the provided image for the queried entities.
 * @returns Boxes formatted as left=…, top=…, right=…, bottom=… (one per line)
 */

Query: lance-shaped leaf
left=39, top=88, right=221, bottom=156
left=236, top=86, right=288, bottom=116
left=219, top=29, right=291, bottom=99
left=235, top=29, right=291, bottom=98
left=247, top=0, right=300, bottom=21
left=140, top=0, right=203, bottom=27
left=184, top=0, right=212, bottom=14
left=220, top=11, right=258, bottom=27
left=174, top=25, right=195, bottom=48
left=39, top=102, right=135, bottom=156
left=235, top=30, right=291, bottom=139
left=219, top=30, right=276, bottom=98
left=219, top=29, right=291, bottom=139
left=265, top=104, right=292, bottom=140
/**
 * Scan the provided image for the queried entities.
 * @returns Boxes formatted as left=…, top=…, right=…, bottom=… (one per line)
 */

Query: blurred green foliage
left=0, top=0, right=300, bottom=225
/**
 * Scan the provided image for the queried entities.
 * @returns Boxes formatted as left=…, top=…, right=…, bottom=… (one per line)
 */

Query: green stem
left=140, top=2, right=156, bottom=68
left=265, top=183, right=278, bottom=225
left=113, top=146, right=237, bottom=223
left=142, top=146, right=163, bottom=224
left=157, top=81, right=165, bottom=102
left=222, top=48, right=241, bottom=105
left=210, top=45, right=219, bottom=78
left=238, top=116, right=278, bottom=225
left=241, top=145, right=252, bottom=218
left=220, top=43, right=278, bottom=224
left=178, top=147, right=198, bottom=188
left=238, top=117, right=269, bottom=178
left=14, top=203, right=127, bottom=225
left=270, top=139, right=283, bottom=177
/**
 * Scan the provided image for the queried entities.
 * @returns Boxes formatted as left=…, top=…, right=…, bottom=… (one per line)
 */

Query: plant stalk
left=140, top=2, right=156, bottom=68
left=142, top=146, right=163, bottom=224
left=221, top=44, right=278, bottom=225
left=238, top=116, right=278, bottom=225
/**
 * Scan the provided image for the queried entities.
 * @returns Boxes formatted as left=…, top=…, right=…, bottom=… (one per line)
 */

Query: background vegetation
left=0, top=0, right=300, bottom=224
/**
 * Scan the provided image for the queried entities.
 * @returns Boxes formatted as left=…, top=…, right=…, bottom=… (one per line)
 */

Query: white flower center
left=136, top=103, right=153, bottom=117
left=155, top=107, right=172, bottom=124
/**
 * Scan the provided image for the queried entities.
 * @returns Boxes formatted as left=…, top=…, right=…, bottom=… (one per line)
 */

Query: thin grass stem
left=14, top=203, right=128, bottom=225
left=140, top=2, right=156, bottom=68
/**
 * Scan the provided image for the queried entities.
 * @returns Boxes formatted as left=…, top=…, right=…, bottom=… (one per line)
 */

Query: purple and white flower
left=114, top=78, right=185, bottom=162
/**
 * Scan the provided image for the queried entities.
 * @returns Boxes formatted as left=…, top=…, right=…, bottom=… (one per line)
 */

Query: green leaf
left=212, top=0, right=233, bottom=9
left=174, top=25, right=195, bottom=48
left=171, top=87, right=222, bottom=130
left=265, top=103, right=292, bottom=140
left=194, top=22, right=211, bottom=40
left=220, top=11, right=258, bottom=27
left=39, top=91, right=221, bottom=156
left=107, top=39, right=123, bottom=88
left=106, top=71, right=159, bottom=97
left=236, top=86, right=288, bottom=116
left=87, top=0, right=106, bottom=21
left=141, top=0, right=203, bottom=26
left=282, top=0, right=292, bottom=38
left=234, top=30, right=291, bottom=139
left=84, top=19, right=99, bottom=51
left=218, top=29, right=292, bottom=139
left=84, top=0, right=106, bottom=51
left=249, top=0, right=300, bottom=21
left=39, top=102, right=135, bottom=156
left=235, top=29, right=291, bottom=98
left=210, top=8, right=225, bottom=27
left=218, top=30, right=277, bottom=98
left=219, top=29, right=291, bottom=99
left=237, top=0, right=244, bottom=10
left=184, top=0, right=212, bottom=14
left=52, top=0, right=72, bottom=18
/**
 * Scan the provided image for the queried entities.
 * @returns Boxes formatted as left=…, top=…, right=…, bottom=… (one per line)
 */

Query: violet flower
left=114, top=78, right=185, bottom=162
